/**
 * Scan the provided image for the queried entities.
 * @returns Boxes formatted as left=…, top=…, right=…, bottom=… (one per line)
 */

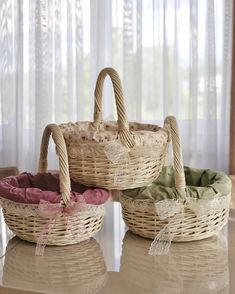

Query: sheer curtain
left=0, top=0, right=233, bottom=271
left=0, top=0, right=232, bottom=173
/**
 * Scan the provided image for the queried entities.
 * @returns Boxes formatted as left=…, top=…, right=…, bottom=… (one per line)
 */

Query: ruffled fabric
left=123, top=166, right=232, bottom=201
left=60, top=120, right=168, bottom=146
left=0, top=173, right=110, bottom=205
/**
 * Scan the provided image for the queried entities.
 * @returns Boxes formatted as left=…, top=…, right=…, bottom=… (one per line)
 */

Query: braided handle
left=164, top=116, right=186, bottom=200
left=94, top=67, right=135, bottom=148
left=38, top=124, right=71, bottom=205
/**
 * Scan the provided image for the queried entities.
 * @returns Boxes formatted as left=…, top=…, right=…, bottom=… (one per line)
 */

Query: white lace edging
left=0, top=197, right=105, bottom=218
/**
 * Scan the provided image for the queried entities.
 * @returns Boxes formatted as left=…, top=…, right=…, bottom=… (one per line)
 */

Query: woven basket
left=3, top=236, right=108, bottom=293
left=55, top=67, right=169, bottom=190
left=0, top=124, right=105, bottom=245
left=120, top=116, right=231, bottom=242
left=119, top=231, right=229, bottom=294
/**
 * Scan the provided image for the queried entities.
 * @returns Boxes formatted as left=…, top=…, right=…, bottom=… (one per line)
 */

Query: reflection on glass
left=120, top=230, right=229, bottom=294
left=2, top=236, right=108, bottom=293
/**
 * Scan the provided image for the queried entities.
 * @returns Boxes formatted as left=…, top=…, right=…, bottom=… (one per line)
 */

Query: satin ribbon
left=35, top=195, right=87, bottom=256
left=148, top=194, right=230, bottom=256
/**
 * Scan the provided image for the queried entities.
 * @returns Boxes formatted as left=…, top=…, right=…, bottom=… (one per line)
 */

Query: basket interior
left=60, top=121, right=168, bottom=145
left=123, top=166, right=232, bottom=201
left=0, top=172, right=109, bottom=204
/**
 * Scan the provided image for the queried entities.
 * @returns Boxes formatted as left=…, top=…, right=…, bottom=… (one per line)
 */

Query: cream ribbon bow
left=148, top=194, right=230, bottom=256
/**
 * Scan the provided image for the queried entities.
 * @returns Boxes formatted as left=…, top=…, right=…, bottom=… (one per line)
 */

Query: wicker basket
left=119, top=231, right=229, bottom=294
left=3, top=236, right=108, bottom=294
left=0, top=124, right=105, bottom=246
left=53, top=67, right=169, bottom=190
left=120, top=116, right=231, bottom=242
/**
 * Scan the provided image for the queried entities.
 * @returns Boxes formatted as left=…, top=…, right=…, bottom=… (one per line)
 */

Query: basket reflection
left=3, top=236, right=108, bottom=294
left=120, top=231, right=229, bottom=294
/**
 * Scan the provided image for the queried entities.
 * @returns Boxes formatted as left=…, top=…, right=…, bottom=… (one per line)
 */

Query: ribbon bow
left=35, top=195, right=87, bottom=256
left=148, top=194, right=230, bottom=256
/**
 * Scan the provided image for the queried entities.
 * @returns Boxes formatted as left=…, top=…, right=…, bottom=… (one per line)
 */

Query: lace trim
left=149, top=212, right=184, bottom=256
left=60, top=121, right=168, bottom=145
left=0, top=197, right=105, bottom=218
left=155, top=199, right=182, bottom=220
left=104, top=141, right=128, bottom=163
left=67, top=141, right=168, bottom=162
left=121, top=193, right=231, bottom=215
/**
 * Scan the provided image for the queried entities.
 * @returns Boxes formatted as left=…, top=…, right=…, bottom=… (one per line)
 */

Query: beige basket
left=120, top=116, right=231, bottom=242
left=0, top=124, right=105, bottom=245
left=54, top=67, right=169, bottom=190
left=119, top=231, right=229, bottom=294
left=3, top=236, right=108, bottom=293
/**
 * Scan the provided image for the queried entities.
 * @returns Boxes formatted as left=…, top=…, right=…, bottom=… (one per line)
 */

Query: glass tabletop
left=0, top=201, right=234, bottom=294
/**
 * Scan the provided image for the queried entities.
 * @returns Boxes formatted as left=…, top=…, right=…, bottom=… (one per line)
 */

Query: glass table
left=0, top=199, right=234, bottom=294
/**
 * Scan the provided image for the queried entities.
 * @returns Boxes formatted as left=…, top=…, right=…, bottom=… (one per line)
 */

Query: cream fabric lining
left=60, top=121, right=168, bottom=146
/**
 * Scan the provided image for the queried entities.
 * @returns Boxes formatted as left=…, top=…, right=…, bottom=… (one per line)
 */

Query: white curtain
left=0, top=0, right=233, bottom=172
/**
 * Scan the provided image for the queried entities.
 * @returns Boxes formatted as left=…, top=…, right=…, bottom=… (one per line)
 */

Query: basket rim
left=59, top=120, right=169, bottom=147
left=120, top=191, right=231, bottom=203
left=0, top=196, right=104, bottom=207
left=0, top=196, right=105, bottom=218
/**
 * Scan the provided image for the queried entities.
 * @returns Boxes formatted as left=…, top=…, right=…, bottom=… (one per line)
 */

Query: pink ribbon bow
left=35, top=195, right=87, bottom=256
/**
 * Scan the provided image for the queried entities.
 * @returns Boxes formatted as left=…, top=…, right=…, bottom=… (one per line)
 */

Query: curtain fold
left=0, top=0, right=233, bottom=172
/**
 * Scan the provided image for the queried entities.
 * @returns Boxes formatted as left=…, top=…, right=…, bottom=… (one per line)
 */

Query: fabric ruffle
left=0, top=172, right=110, bottom=205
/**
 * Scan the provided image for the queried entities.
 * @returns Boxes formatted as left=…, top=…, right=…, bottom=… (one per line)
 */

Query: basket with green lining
left=120, top=116, right=231, bottom=254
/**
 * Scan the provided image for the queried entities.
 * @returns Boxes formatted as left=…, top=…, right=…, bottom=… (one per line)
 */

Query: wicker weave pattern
left=120, top=116, right=231, bottom=242
left=68, top=152, right=167, bottom=189
left=120, top=195, right=230, bottom=241
left=1, top=201, right=105, bottom=245
left=0, top=124, right=106, bottom=245
left=58, top=67, right=169, bottom=190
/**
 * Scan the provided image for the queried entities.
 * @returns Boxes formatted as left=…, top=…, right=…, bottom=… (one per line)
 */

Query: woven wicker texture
left=57, top=67, right=169, bottom=190
left=120, top=116, right=231, bottom=242
left=0, top=167, right=19, bottom=180
left=119, top=231, right=229, bottom=294
left=0, top=124, right=105, bottom=245
left=3, top=236, right=108, bottom=294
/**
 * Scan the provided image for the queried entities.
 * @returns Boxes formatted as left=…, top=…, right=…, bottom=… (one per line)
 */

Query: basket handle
left=38, top=124, right=71, bottom=205
left=93, top=67, right=135, bottom=148
left=164, top=116, right=187, bottom=200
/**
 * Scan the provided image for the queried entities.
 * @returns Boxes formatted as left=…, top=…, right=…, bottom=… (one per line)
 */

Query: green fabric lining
left=123, top=166, right=231, bottom=201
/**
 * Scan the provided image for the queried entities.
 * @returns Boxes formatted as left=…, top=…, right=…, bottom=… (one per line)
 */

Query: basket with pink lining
left=0, top=124, right=109, bottom=255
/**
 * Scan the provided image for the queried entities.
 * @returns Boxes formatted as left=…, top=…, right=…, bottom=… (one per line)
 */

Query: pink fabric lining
left=0, top=173, right=109, bottom=205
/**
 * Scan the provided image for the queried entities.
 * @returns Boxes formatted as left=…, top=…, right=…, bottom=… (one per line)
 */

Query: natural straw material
left=0, top=124, right=105, bottom=245
left=120, top=116, right=231, bottom=242
left=3, top=237, right=108, bottom=294
left=58, top=67, right=169, bottom=190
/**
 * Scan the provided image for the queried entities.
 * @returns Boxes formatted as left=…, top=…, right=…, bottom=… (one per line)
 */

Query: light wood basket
left=3, top=236, right=108, bottom=294
left=55, top=67, right=169, bottom=190
left=120, top=116, right=231, bottom=242
left=120, top=231, right=229, bottom=294
left=0, top=124, right=105, bottom=245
